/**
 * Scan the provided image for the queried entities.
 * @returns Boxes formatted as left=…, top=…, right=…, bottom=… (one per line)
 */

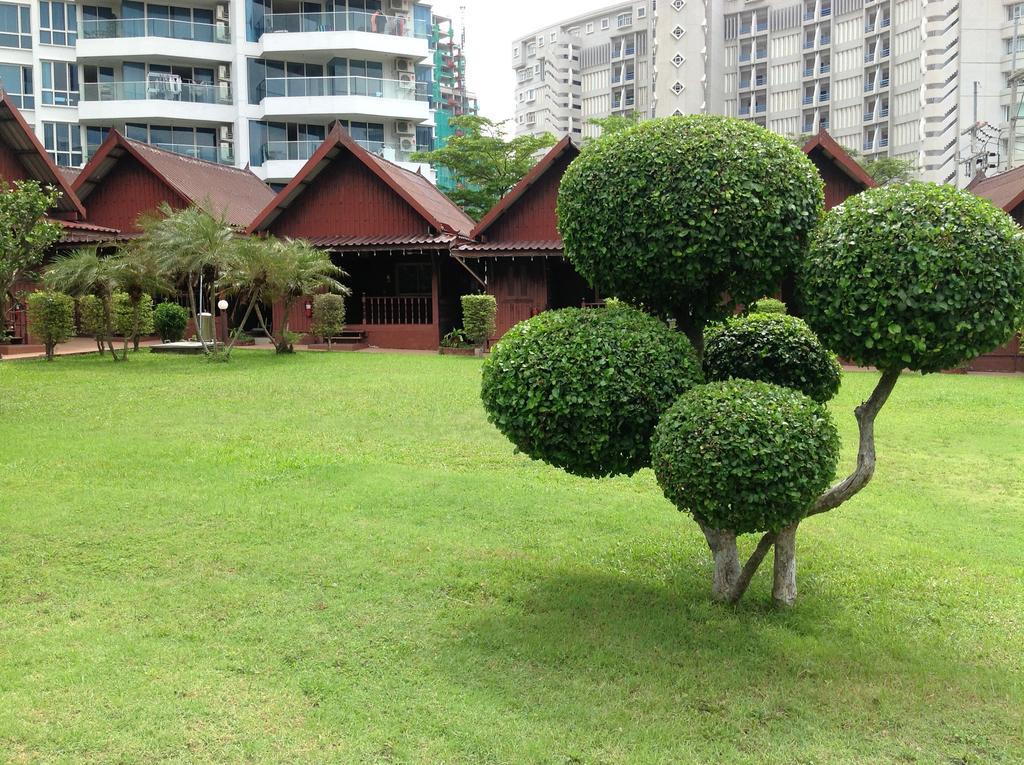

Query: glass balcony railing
left=80, top=80, right=232, bottom=104
left=259, top=75, right=429, bottom=101
left=80, top=17, right=230, bottom=42
left=261, top=9, right=429, bottom=37
left=258, top=138, right=429, bottom=164
left=150, top=142, right=232, bottom=163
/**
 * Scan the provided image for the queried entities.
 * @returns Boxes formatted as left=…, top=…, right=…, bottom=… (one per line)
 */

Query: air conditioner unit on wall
left=389, top=0, right=411, bottom=11
left=215, top=4, right=228, bottom=21
left=399, top=136, right=416, bottom=152
left=396, top=58, right=414, bottom=73
left=219, top=124, right=234, bottom=142
left=218, top=64, right=231, bottom=82
left=395, top=120, right=415, bottom=135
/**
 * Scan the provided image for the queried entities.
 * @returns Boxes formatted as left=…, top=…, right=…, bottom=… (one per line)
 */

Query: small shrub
left=481, top=306, right=703, bottom=478
left=153, top=302, right=188, bottom=343
left=801, top=182, right=1024, bottom=373
left=461, top=294, right=497, bottom=347
left=440, top=328, right=474, bottom=348
left=27, top=290, right=74, bottom=360
left=748, top=297, right=787, bottom=315
left=311, top=293, right=346, bottom=347
left=652, top=380, right=840, bottom=534
left=113, top=292, right=155, bottom=350
left=703, top=313, right=842, bottom=403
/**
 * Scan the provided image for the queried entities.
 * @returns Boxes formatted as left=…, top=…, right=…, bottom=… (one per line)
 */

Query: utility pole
left=1010, top=15, right=1023, bottom=169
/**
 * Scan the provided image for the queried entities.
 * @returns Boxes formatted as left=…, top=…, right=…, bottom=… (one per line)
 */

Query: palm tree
left=217, top=234, right=283, bottom=356
left=250, top=238, right=348, bottom=354
left=137, top=204, right=237, bottom=353
left=44, top=247, right=122, bottom=360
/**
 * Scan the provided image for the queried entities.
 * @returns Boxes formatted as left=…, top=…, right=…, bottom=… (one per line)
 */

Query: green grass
left=0, top=351, right=1021, bottom=764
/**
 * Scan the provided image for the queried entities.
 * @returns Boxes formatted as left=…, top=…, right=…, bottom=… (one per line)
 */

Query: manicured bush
left=311, top=293, right=346, bottom=348
left=652, top=380, right=840, bottom=534
left=113, top=291, right=154, bottom=350
left=557, top=116, right=823, bottom=338
left=26, top=290, right=74, bottom=360
left=801, top=183, right=1024, bottom=373
left=153, top=302, right=188, bottom=343
left=704, top=313, right=841, bottom=403
left=748, top=297, right=787, bottom=315
left=77, top=294, right=110, bottom=353
left=461, top=294, right=497, bottom=347
left=481, top=306, right=702, bottom=478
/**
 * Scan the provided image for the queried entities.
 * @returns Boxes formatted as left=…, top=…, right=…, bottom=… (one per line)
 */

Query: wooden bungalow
left=801, top=130, right=877, bottom=209
left=247, top=124, right=477, bottom=350
left=0, top=93, right=117, bottom=346
left=454, top=136, right=595, bottom=338
left=73, top=131, right=276, bottom=234
left=964, top=167, right=1024, bottom=373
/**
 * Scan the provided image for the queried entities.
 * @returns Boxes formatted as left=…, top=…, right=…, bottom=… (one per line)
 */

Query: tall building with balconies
left=0, top=0, right=448, bottom=187
left=512, top=1, right=654, bottom=141
left=521, top=1, right=1013, bottom=186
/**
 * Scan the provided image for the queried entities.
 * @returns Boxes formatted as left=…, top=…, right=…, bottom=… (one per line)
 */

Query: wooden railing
left=3, top=303, right=27, bottom=342
left=361, top=296, right=432, bottom=325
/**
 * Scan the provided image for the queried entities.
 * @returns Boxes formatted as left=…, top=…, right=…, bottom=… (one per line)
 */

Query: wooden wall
left=808, top=149, right=868, bottom=209
left=79, top=154, right=189, bottom=232
left=483, top=151, right=574, bottom=242
left=269, top=153, right=430, bottom=239
left=0, top=139, right=29, bottom=182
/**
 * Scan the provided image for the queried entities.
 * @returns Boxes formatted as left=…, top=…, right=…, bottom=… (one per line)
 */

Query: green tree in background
left=413, top=116, right=556, bottom=220
left=860, top=156, right=917, bottom=185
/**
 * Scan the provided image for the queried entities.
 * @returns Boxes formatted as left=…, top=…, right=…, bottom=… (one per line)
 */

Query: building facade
left=512, top=1, right=654, bottom=141
left=0, top=0, right=474, bottom=187
left=517, top=0, right=1022, bottom=187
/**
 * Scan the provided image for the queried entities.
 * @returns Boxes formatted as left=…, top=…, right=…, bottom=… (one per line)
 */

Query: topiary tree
left=557, top=116, right=823, bottom=355
left=153, top=302, right=188, bottom=343
left=652, top=381, right=839, bottom=600
left=703, top=313, right=841, bottom=403
left=311, top=293, right=346, bottom=349
left=748, top=297, right=787, bottom=315
left=113, top=291, right=155, bottom=352
left=485, top=117, right=1024, bottom=608
left=26, top=291, right=74, bottom=360
left=481, top=306, right=703, bottom=478
left=461, top=293, right=497, bottom=350
left=78, top=294, right=110, bottom=354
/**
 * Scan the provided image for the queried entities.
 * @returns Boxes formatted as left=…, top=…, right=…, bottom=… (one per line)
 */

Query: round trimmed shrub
left=557, top=116, right=824, bottom=324
left=800, top=182, right=1024, bottom=373
left=704, top=313, right=841, bottom=403
left=652, top=380, right=840, bottom=534
left=27, top=290, right=75, bottom=360
left=153, top=302, right=188, bottom=343
left=481, top=306, right=703, bottom=478
left=748, top=297, right=787, bottom=315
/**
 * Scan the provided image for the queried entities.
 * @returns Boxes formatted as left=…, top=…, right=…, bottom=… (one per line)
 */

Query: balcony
left=820, top=63, right=831, bottom=73
left=863, top=140, right=874, bottom=150
left=755, top=103, right=766, bottom=114
left=77, top=80, right=234, bottom=124
left=257, top=75, right=431, bottom=122
left=756, top=49, right=767, bottom=59
left=880, top=77, right=890, bottom=87
left=803, top=95, right=814, bottom=105
left=259, top=9, right=429, bottom=59
left=820, top=119, right=829, bottom=129
left=804, top=10, right=815, bottom=21
left=756, top=22, right=768, bottom=31
left=819, top=92, right=830, bottom=102
left=881, top=48, right=890, bottom=58
left=881, top=17, right=890, bottom=28
left=804, top=67, right=814, bottom=77
left=755, top=76, right=766, bottom=87
left=252, top=137, right=432, bottom=181
left=865, top=52, right=875, bottom=62
left=864, top=81, right=875, bottom=92
left=880, top=137, right=889, bottom=147
left=821, top=6, right=831, bottom=16
left=820, top=35, right=831, bottom=45
left=739, top=105, right=751, bottom=116
left=77, top=18, right=232, bottom=62
left=740, top=52, right=752, bottom=62
left=740, top=25, right=751, bottom=34
left=864, top=111, right=875, bottom=122
left=740, top=79, right=751, bottom=89
left=804, top=39, right=814, bottom=49
left=145, top=142, right=233, bottom=164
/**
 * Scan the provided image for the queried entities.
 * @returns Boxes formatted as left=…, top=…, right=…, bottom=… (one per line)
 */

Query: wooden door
left=490, top=259, right=547, bottom=338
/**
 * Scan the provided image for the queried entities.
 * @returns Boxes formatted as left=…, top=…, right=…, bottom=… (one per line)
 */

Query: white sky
left=428, top=0, right=602, bottom=127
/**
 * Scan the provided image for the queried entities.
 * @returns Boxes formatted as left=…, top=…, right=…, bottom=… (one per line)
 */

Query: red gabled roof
left=966, top=164, right=1024, bottom=213
left=73, top=131, right=276, bottom=228
left=51, top=217, right=121, bottom=244
left=802, top=130, right=877, bottom=191
left=247, top=124, right=475, bottom=237
left=0, top=93, right=86, bottom=218
left=470, top=136, right=578, bottom=241
left=456, top=239, right=563, bottom=257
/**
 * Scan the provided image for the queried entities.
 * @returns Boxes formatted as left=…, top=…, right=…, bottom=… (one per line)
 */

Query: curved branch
left=727, top=530, right=778, bottom=602
left=808, top=368, right=901, bottom=518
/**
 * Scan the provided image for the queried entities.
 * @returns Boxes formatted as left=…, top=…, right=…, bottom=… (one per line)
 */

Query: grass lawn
left=0, top=351, right=1021, bottom=764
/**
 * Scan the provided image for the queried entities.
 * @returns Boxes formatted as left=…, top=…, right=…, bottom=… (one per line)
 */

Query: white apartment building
left=0, top=0, right=439, bottom=187
left=517, top=0, right=1021, bottom=186
left=512, top=1, right=654, bottom=141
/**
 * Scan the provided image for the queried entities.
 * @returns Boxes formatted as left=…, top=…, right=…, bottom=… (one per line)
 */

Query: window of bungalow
left=395, top=263, right=432, bottom=296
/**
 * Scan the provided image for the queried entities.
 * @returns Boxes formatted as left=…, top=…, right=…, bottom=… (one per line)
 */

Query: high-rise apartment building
left=517, top=0, right=1020, bottom=186
left=512, top=1, right=654, bottom=141
left=0, top=0, right=474, bottom=187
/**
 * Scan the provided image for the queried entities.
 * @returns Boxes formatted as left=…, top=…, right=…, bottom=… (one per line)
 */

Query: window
left=85, top=125, right=108, bottom=156
left=43, top=121, right=82, bottom=166
left=41, top=60, right=78, bottom=105
left=617, top=13, right=632, bottom=28
left=526, top=42, right=536, bottom=55
left=585, top=22, right=593, bottom=34
left=1010, top=3, right=1024, bottom=20
left=395, top=263, right=432, bottom=295
left=0, top=3, right=31, bottom=48
left=637, top=6, right=646, bottom=18
left=0, top=62, right=32, bottom=107
left=512, top=45, right=519, bottom=57
left=537, top=34, right=544, bottom=47
left=600, top=18, right=609, bottom=30
left=39, top=1, right=76, bottom=45
left=549, top=32, right=556, bottom=42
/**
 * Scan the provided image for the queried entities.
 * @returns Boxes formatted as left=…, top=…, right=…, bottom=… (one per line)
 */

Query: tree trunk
left=676, top=315, right=705, bottom=362
left=772, top=524, right=799, bottom=607
left=186, top=279, right=209, bottom=354
left=45, top=342, right=55, bottom=360
left=699, top=522, right=740, bottom=601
